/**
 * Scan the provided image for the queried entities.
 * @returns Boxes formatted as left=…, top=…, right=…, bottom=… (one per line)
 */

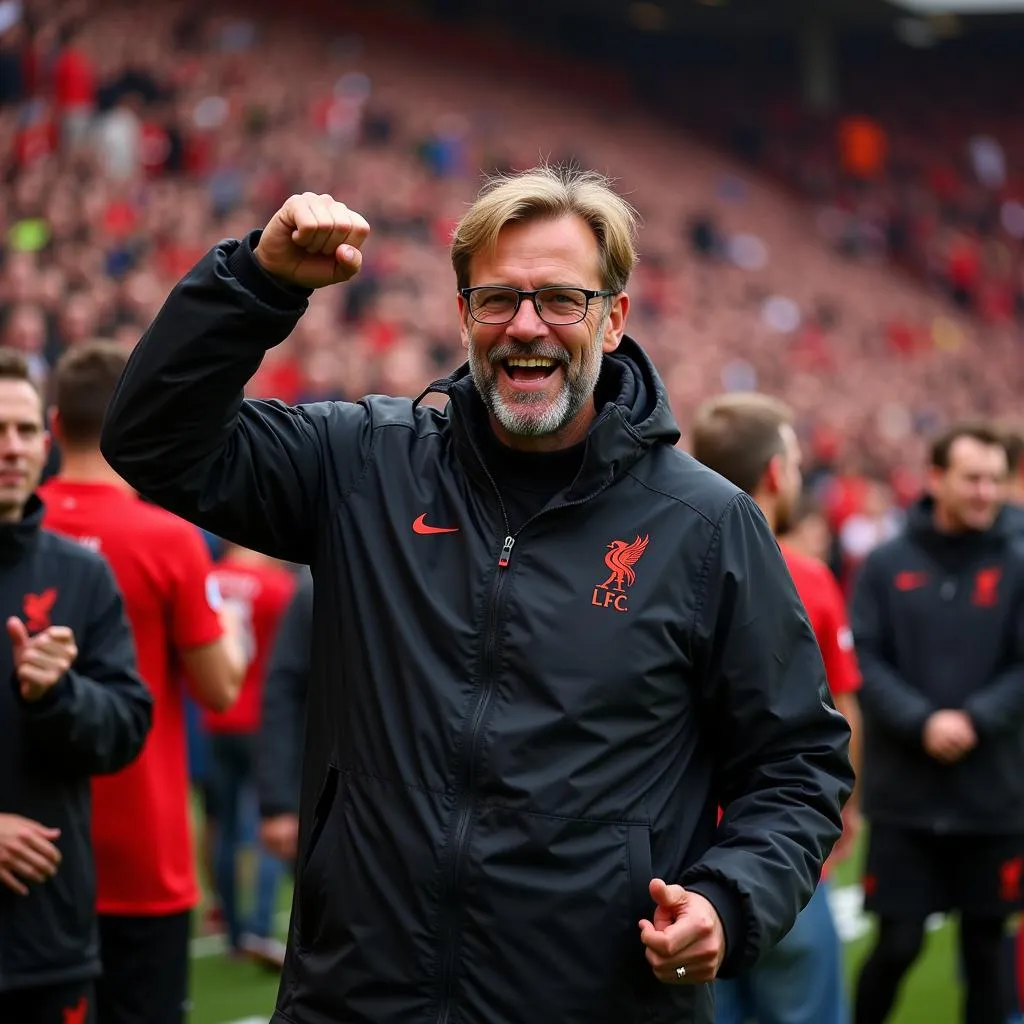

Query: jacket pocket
left=627, top=824, right=654, bottom=922
left=458, top=807, right=657, bottom=1022
left=295, top=765, right=340, bottom=951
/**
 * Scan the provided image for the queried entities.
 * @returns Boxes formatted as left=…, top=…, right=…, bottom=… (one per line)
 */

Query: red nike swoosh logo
left=412, top=513, right=460, bottom=535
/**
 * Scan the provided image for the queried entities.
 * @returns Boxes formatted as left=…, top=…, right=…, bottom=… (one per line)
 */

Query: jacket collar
left=0, top=495, right=44, bottom=567
left=906, top=495, right=1013, bottom=554
left=415, top=336, right=680, bottom=501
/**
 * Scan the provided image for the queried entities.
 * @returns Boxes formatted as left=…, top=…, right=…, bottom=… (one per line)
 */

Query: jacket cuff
left=227, top=230, right=313, bottom=311
left=684, top=878, right=746, bottom=978
left=14, top=672, right=71, bottom=712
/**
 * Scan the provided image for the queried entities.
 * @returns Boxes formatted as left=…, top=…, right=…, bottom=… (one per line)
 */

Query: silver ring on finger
left=675, top=965, right=686, bottom=980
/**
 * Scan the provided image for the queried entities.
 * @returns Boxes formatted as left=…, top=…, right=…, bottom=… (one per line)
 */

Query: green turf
left=186, top=838, right=965, bottom=1023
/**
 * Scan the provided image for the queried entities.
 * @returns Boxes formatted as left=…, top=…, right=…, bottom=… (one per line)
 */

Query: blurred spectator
left=51, top=22, right=96, bottom=150
left=837, top=478, right=904, bottom=592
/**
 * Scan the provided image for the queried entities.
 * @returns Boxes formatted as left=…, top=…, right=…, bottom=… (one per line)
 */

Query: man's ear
left=457, top=292, right=471, bottom=350
left=764, top=453, right=784, bottom=495
left=602, top=292, right=629, bottom=354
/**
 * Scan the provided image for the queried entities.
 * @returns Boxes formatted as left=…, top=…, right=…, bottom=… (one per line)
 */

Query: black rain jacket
left=258, top=567, right=313, bottom=821
left=101, top=235, right=852, bottom=1024
left=0, top=499, right=152, bottom=992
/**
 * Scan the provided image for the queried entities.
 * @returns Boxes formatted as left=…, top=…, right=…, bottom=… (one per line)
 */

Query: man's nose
left=506, top=296, right=549, bottom=338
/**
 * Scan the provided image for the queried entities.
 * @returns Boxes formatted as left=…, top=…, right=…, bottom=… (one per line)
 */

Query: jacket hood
left=906, top=494, right=1017, bottom=545
left=418, top=335, right=680, bottom=498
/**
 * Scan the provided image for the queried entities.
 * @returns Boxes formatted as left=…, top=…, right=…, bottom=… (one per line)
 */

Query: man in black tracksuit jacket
left=100, top=168, right=853, bottom=1024
left=257, top=567, right=312, bottom=867
left=0, top=349, right=152, bottom=1024
left=851, top=423, right=1024, bottom=1024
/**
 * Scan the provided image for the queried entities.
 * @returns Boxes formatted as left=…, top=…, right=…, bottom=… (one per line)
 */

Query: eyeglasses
left=459, top=286, right=617, bottom=326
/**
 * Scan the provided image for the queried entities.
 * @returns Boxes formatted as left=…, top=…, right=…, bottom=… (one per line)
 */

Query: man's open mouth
left=501, top=356, right=560, bottom=383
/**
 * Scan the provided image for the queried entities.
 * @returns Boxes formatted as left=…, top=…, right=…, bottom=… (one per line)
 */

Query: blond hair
left=690, top=393, right=795, bottom=497
left=450, top=165, right=640, bottom=292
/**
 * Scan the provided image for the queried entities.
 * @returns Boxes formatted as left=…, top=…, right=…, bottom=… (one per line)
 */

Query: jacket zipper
left=437, top=459, right=513, bottom=1024
left=435, top=443, right=612, bottom=1022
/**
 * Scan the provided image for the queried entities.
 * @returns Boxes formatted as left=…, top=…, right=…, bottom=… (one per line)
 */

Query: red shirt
left=39, top=479, right=223, bottom=914
left=52, top=47, right=95, bottom=110
left=202, top=558, right=295, bottom=735
left=781, top=545, right=861, bottom=698
left=781, top=546, right=860, bottom=880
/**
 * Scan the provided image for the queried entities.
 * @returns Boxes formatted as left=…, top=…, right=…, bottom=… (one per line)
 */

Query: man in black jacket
left=852, top=422, right=1024, bottom=1024
left=101, top=166, right=853, bottom=1024
left=0, top=348, right=152, bottom=1024
left=257, top=567, right=312, bottom=868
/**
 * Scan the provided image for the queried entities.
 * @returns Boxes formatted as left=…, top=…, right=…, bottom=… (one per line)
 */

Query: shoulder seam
left=690, top=492, right=746, bottom=638
left=624, top=470, right=723, bottom=527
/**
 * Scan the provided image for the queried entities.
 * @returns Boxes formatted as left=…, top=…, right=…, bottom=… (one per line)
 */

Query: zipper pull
left=498, top=535, right=515, bottom=568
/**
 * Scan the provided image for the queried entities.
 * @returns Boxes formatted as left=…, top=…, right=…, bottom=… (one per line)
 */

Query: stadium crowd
left=1, top=0, right=1022, bottom=547
left=0, top=0, right=1023, bottom=1022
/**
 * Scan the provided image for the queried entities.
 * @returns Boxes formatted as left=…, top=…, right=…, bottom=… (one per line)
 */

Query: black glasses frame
left=459, top=286, right=617, bottom=326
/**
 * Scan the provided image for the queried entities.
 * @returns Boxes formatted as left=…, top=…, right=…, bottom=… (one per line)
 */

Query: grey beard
left=468, top=309, right=608, bottom=439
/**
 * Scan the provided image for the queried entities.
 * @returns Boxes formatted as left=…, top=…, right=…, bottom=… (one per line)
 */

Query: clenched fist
left=254, top=192, right=371, bottom=290
left=7, top=618, right=78, bottom=702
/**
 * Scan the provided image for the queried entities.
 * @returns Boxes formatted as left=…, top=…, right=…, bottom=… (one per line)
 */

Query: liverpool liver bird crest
left=23, top=587, right=58, bottom=632
left=600, top=535, right=649, bottom=591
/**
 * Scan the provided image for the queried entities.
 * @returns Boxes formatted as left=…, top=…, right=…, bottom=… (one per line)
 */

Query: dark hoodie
left=851, top=497, right=1024, bottom=833
left=100, top=233, right=852, bottom=1024
left=0, top=498, right=152, bottom=992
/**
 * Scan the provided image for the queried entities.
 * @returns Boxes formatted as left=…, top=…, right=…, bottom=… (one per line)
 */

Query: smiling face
left=458, top=215, right=629, bottom=452
left=930, top=435, right=1008, bottom=533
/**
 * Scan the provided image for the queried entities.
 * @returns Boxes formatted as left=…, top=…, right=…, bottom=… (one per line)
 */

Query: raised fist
left=254, top=192, right=371, bottom=290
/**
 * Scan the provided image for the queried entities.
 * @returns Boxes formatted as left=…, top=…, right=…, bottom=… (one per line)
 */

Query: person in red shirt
left=691, top=393, right=862, bottom=1024
left=50, top=24, right=96, bottom=151
left=39, top=342, right=245, bottom=1024
left=202, top=543, right=295, bottom=967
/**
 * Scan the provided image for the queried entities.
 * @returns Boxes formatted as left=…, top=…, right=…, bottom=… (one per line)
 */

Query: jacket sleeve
left=681, top=494, right=854, bottom=977
left=257, top=569, right=313, bottom=818
left=850, top=551, right=935, bottom=743
left=100, top=232, right=374, bottom=565
left=963, top=568, right=1024, bottom=736
left=18, top=558, right=152, bottom=776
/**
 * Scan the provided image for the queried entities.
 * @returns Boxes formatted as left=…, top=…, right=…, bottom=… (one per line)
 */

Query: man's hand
left=254, top=193, right=370, bottom=290
left=638, top=878, right=726, bottom=984
left=6, top=618, right=77, bottom=702
left=260, top=814, right=299, bottom=863
left=923, top=709, right=977, bottom=763
left=0, top=813, right=61, bottom=895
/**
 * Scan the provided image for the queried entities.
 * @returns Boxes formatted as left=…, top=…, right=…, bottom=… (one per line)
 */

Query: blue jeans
left=207, top=733, right=283, bottom=948
left=715, top=882, right=846, bottom=1024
